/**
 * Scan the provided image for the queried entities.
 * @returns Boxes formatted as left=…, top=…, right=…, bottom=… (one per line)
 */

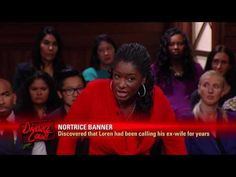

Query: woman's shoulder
left=82, top=79, right=111, bottom=93
left=150, top=63, right=159, bottom=74
left=153, top=85, right=169, bottom=102
left=194, top=62, right=204, bottom=74
left=223, top=96, right=236, bottom=111
left=78, top=79, right=111, bottom=99
left=14, top=62, right=35, bottom=80
left=86, top=79, right=110, bottom=87
left=83, top=67, right=97, bottom=74
left=153, top=85, right=162, bottom=93
left=16, top=62, right=33, bottom=72
left=82, top=67, right=98, bottom=82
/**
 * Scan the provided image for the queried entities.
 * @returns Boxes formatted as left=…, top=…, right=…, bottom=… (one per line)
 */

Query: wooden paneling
left=0, top=22, right=165, bottom=81
left=219, top=23, right=236, bottom=54
left=223, top=23, right=236, bottom=36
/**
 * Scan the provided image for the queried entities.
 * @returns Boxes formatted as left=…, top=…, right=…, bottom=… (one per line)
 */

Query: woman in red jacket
left=57, top=43, right=187, bottom=155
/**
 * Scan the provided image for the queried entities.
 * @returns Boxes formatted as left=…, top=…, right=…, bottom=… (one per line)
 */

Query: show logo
left=20, top=121, right=56, bottom=143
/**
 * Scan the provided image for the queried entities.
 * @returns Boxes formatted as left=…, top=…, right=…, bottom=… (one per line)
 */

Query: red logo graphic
left=20, top=121, right=56, bottom=143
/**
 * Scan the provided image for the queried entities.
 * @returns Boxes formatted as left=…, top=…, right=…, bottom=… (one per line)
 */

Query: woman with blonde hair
left=191, top=45, right=236, bottom=108
left=186, top=70, right=236, bottom=154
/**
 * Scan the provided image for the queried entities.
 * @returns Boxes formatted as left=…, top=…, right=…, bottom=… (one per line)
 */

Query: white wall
left=192, top=22, right=212, bottom=69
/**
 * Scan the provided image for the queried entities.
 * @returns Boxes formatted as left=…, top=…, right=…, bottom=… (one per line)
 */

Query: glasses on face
left=61, top=87, right=84, bottom=96
left=212, top=59, right=229, bottom=66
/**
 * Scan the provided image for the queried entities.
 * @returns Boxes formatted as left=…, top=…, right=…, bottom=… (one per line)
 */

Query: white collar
left=6, top=111, right=15, bottom=122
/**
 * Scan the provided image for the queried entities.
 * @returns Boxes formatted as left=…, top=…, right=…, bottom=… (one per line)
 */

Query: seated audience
left=191, top=45, right=236, bottom=108
left=185, top=70, right=236, bottom=154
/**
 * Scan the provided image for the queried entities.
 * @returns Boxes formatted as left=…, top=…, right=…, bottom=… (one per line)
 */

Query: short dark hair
left=56, top=68, right=86, bottom=90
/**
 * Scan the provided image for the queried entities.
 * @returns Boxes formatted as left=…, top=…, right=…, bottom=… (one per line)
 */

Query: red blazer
left=57, top=79, right=187, bottom=155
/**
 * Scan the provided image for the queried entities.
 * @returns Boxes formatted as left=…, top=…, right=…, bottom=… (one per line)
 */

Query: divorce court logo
left=20, top=121, right=56, bottom=143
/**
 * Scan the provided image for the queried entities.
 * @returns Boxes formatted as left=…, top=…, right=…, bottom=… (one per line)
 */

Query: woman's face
left=29, top=79, right=50, bottom=106
left=198, top=75, right=224, bottom=106
left=40, top=34, right=58, bottom=63
left=112, top=61, right=146, bottom=104
left=97, top=41, right=115, bottom=66
left=168, top=34, right=185, bottom=59
left=211, top=52, right=231, bottom=75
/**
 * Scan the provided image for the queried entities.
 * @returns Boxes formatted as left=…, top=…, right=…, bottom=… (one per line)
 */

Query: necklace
left=118, top=102, right=136, bottom=119
left=170, top=66, right=184, bottom=77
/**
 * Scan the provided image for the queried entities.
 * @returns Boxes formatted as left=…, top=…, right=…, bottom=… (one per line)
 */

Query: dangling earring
left=110, top=80, right=113, bottom=90
left=138, top=84, right=146, bottom=97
